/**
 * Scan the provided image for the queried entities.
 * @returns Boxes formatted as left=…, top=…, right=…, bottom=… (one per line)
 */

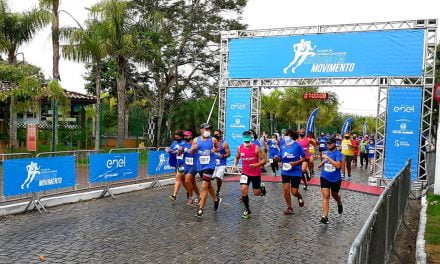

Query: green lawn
left=426, top=193, right=440, bottom=244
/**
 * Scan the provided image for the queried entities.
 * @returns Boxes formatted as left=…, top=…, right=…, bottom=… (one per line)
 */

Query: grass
left=426, top=193, right=440, bottom=245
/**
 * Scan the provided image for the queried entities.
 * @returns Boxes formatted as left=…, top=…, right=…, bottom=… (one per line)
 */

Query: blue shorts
left=184, top=166, right=197, bottom=177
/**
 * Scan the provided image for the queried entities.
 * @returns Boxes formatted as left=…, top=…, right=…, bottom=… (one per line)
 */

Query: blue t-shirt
left=367, top=144, right=375, bottom=159
left=252, top=139, right=261, bottom=147
left=279, top=137, right=285, bottom=148
left=169, top=140, right=184, bottom=167
left=280, top=142, right=305, bottom=177
left=320, top=149, right=343, bottom=182
left=182, top=141, right=196, bottom=171
left=318, top=136, right=328, bottom=150
left=196, top=137, right=216, bottom=171
left=268, top=139, right=280, bottom=159
left=216, top=140, right=228, bottom=166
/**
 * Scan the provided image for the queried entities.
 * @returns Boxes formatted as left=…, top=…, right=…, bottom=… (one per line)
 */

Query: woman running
left=296, top=128, right=311, bottom=190
left=268, top=134, right=280, bottom=176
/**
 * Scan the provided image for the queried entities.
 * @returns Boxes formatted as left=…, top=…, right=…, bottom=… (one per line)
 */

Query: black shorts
left=240, top=174, right=261, bottom=189
left=320, top=177, right=342, bottom=193
left=281, top=175, right=302, bottom=189
left=200, top=169, right=215, bottom=181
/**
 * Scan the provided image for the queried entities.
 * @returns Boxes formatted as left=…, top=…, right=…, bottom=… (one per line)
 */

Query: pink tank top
left=239, top=143, right=261, bottom=176
left=297, top=137, right=311, bottom=159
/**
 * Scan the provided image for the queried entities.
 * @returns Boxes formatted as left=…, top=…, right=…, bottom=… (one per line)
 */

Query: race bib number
left=342, top=145, right=349, bottom=150
left=216, top=159, right=220, bottom=165
left=324, top=163, right=336, bottom=172
left=185, top=157, right=193, bottom=165
left=282, top=163, right=292, bottom=171
left=320, top=143, right=325, bottom=148
left=369, top=149, right=375, bottom=154
left=240, top=175, right=248, bottom=184
left=269, top=159, right=273, bottom=163
left=199, top=155, right=210, bottom=165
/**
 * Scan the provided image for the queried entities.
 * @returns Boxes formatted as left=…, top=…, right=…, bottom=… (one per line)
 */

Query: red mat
left=223, top=175, right=383, bottom=196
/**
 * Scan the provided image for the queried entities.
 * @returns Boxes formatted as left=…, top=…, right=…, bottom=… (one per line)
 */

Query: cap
left=199, top=123, right=212, bottom=129
left=183, top=131, right=193, bottom=136
left=327, top=137, right=337, bottom=143
left=242, top=131, right=252, bottom=136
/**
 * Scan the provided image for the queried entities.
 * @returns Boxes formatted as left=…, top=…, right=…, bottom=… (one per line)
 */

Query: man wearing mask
left=192, top=123, right=221, bottom=218
left=317, top=137, right=343, bottom=224
left=318, top=132, right=328, bottom=161
left=232, top=131, right=267, bottom=219
left=182, top=130, right=201, bottom=205
left=212, top=130, right=230, bottom=198
left=341, top=132, right=354, bottom=180
left=167, top=130, right=187, bottom=203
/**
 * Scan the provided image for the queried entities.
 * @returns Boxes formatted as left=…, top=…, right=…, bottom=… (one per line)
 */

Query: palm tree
left=62, top=20, right=108, bottom=150
left=90, top=0, right=138, bottom=147
left=261, top=90, right=283, bottom=134
left=169, top=98, right=218, bottom=133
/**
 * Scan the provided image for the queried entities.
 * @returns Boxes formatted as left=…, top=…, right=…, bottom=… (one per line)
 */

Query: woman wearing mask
left=296, top=128, right=311, bottom=190
left=182, top=130, right=201, bottom=205
left=268, top=134, right=280, bottom=176
left=307, top=132, right=318, bottom=176
left=168, top=130, right=188, bottom=203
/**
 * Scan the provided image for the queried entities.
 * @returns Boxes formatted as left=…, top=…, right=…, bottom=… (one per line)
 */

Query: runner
left=296, top=128, right=311, bottom=190
left=280, top=129, right=306, bottom=215
left=182, top=130, right=201, bottom=205
left=249, top=129, right=261, bottom=147
left=351, top=133, right=360, bottom=167
left=268, top=134, right=280, bottom=176
left=192, top=123, right=222, bottom=218
left=317, top=137, right=343, bottom=224
left=318, top=132, right=328, bottom=161
left=335, top=134, right=342, bottom=151
left=366, top=138, right=376, bottom=174
left=232, top=131, right=267, bottom=219
left=307, top=132, right=318, bottom=176
left=341, top=132, right=355, bottom=180
left=213, top=130, right=230, bottom=198
left=167, top=130, right=187, bottom=203
left=359, top=136, right=369, bottom=169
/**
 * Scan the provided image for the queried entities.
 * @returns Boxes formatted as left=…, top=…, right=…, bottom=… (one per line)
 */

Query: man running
left=280, top=129, right=306, bottom=215
left=366, top=139, right=376, bottom=174
left=232, top=131, right=267, bottom=219
left=318, top=132, right=328, bottom=161
left=359, top=136, right=369, bottom=169
left=168, top=130, right=187, bottom=203
left=296, top=128, right=311, bottom=189
left=351, top=134, right=360, bottom=167
left=213, top=130, right=230, bottom=197
left=192, top=123, right=221, bottom=218
left=182, top=130, right=201, bottom=205
left=317, top=137, right=343, bottom=224
left=268, top=134, right=280, bottom=176
left=341, top=132, right=355, bottom=180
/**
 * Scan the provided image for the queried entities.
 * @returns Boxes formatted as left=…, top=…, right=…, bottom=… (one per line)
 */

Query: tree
left=62, top=20, right=108, bottom=150
left=90, top=0, right=139, bottom=147
left=169, top=97, right=218, bottom=133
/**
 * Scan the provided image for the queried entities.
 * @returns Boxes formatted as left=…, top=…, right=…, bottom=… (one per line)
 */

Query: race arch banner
left=228, top=29, right=424, bottom=79
left=384, top=87, right=422, bottom=180
left=225, top=88, right=251, bottom=165
left=89, top=153, right=139, bottom=183
left=147, top=151, right=175, bottom=175
left=3, top=156, right=76, bottom=196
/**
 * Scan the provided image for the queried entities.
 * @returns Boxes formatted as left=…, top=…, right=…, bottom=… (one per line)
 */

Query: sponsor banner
left=90, top=153, right=139, bottom=183
left=228, top=29, right=424, bottom=78
left=225, top=88, right=251, bottom=166
left=3, top=156, right=76, bottom=196
left=341, top=117, right=353, bottom=135
left=303, top=93, right=328, bottom=100
left=147, top=151, right=175, bottom=175
left=384, top=87, right=422, bottom=180
left=306, top=108, right=319, bottom=135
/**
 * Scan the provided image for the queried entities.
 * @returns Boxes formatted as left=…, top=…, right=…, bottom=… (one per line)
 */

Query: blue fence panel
left=147, top=151, right=175, bottom=175
left=89, top=153, right=139, bottom=183
left=3, top=156, right=76, bottom=196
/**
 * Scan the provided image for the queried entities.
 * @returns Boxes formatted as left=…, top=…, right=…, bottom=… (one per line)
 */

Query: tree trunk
left=117, top=56, right=127, bottom=147
left=7, top=49, right=16, bottom=65
left=51, top=0, right=60, bottom=148
left=9, top=97, right=17, bottom=150
left=94, top=63, right=101, bottom=150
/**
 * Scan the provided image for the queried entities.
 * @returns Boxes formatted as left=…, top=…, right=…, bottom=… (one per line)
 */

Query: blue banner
left=384, top=87, right=422, bottom=180
left=228, top=29, right=424, bottom=79
left=363, top=122, right=368, bottom=137
left=225, top=88, right=251, bottom=165
left=147, top=151, right=175, bottom=175
left=3, top=156, right=76, bottom=196
left=89, top=153, right=139, bottom=183
left=306, top=108, right=319, bottom=135
left=341, top=117, right=353, bottom=135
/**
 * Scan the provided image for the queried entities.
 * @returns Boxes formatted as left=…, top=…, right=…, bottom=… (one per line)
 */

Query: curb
left=0, top=178, right=175, bottom=217
left=416, top=195, right=427, bottom=263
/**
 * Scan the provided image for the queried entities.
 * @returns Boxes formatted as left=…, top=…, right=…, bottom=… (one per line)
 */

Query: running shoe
left=242, top=210, right=251, bottom=219
left=195, top=208, right=204, bottom=218
left=194, top=197, right=200, bottom=205
left=311, top=170, right=315, bottom=177
left=214, top=198, right=222, bottom=211
left=338, top=202, right=343, bottom=214
left=273, top=172, right=276, bottom=177
left=298, top=197, right=305, bottom=207
left=342, top=174, right=346, bottom=180
left=168, top=195, right=176, bottom=203
left=284, top=207, right=293, bottom=215
left=260, top=184, right=267, bottom=196
left=186, top=197, right=194, bottom=205
left=303, top=185, right=308, bottom=190
left=216, top=191, right=220, bottom=198
left=348, top=175, right=352, bottom=181
left=320, top=216, right=329, bottom=224
left=306, top=172, right=311, bottom=181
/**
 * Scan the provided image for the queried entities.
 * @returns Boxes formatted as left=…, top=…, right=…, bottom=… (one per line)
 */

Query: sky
left=7, top=0, right=440, bottom=116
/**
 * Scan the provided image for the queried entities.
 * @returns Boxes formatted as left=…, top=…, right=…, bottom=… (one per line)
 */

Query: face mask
left=175, top=137, right=182, bottom=142
left=213, top=135, right=220, bottom=140
left=242, top=136, right=252, bottom=143
left=203, top=131, right=211, bottom=137
left=285, top=136, right=293, bottom=144
left=300, top=134, right=305, bottom=137
left=344, top=136, right=350, bottom=139
left=185, top=137, right=191, bottom=142
left=369, top=142, right=374, bottom=145
left=328, top=145, right=336, bottom=151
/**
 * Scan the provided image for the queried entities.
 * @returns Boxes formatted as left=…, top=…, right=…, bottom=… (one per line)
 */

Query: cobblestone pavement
left=0, top=174, right=378, bottom=264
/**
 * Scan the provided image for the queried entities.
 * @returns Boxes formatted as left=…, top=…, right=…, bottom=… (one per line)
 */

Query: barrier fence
left=0, top=147, right=174, bottom=203
left=347, top=160, right=411, bottom=264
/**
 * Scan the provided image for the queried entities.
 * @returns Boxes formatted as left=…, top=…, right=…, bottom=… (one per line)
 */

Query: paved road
left=0, top=174, right=377, bottom=264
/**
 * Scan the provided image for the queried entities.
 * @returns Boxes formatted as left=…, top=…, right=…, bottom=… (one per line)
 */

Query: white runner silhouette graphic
left=156, top=153, right=166, bottom=171
left=284, top=39, right=316, bottom=74
left=21, top=161, right=40, bottom=189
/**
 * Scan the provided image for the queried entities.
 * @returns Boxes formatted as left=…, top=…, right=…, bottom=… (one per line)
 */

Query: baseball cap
left=327, top=137, right=337, bottom=143
left=183, top=131, right=193, bottom=136
left=199, top=123, right=212, bottom=129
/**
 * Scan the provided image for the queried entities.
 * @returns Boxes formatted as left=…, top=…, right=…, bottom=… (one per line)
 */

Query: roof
left=0, top=81, right=96, bottom=104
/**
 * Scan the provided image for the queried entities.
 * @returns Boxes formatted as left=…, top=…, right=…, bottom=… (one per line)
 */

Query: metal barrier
left=347, top=160, right=411, bottom=264
left=426, top=150, right=436, bottom=187
left=0, top=153, right=34, bottom=201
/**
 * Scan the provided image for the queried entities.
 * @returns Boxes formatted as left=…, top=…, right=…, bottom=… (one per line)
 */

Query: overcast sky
left=8, top=0, right=440, bottom=116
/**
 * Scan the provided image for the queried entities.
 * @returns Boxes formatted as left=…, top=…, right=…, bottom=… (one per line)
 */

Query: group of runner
left=165, top=123, right=376, bottom=224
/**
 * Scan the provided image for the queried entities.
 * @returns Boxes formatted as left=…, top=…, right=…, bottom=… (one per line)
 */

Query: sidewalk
left=0, top=167, right=379, bottom=263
